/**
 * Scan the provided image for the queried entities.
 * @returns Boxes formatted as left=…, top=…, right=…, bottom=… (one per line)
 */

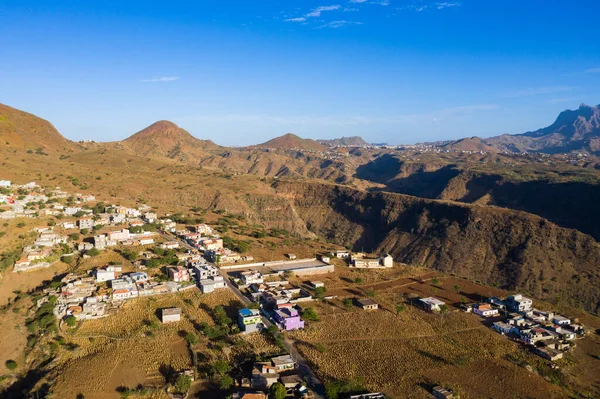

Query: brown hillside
left=0, top=103, right=72, bottom=152
left=441, top=136, right=498, bottom=152
left=267, top=180, right=600, bottom=313
left=255, top=133, right=327, bottom=152
left=122, top=120, right=219, bottom=162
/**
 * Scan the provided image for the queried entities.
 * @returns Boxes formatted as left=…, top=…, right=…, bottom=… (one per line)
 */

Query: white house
left=240, top=270, right=264, bottom=285
left=418, top=297, right=446, bottom=312
left=473, top=303, right=499, bottom=317
left=199, top=276, right=227, bottom=293
left=0, top=180, right=11, bottom=187
left=552, top=315, right=571, bottom=325
left=379, top=254, right=393, bottom=268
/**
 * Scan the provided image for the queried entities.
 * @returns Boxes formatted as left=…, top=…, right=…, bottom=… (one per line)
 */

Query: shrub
left=5, top=360, right=17, bottom=370
left=354, top=277, right=363, bottom=284
left=269, top=382, right=287, bottom=399
left=87, top=248, right=100, bottom=257
left=302, top=307, right=320, bottom=322
left=174, top=375, right=192, bottom=394
left=65, top=315, right=77, bottom=327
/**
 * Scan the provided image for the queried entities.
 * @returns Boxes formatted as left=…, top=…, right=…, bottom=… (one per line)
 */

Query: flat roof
left=358, top=298, right=378, bottom=306
left=239, top=308, right=259, bottom=317
left=271, top=354, right=295, bottom=365
left=162, top=307, right=182, bottom=316
left=420, top=297, right=445, bottom=305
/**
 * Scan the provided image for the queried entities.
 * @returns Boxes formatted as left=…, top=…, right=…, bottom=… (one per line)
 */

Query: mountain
left=255, top=133, right=327, bottom=152
left=484, top=104, right=600, bottom=154
left=439, top=137, right=498, bottom=152
left=122, top=120, right=219, bottom=162
left=268, top=180, right=600, bottom=313
left=318, top=136, right=369, bottom=147
left=0, top=103, right=72, bottom=152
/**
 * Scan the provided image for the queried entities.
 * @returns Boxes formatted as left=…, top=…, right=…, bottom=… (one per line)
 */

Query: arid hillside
left=122, top=120, right=219, bottom=162
left=268, top=180, right=600, bottom=313
left=0, top=103, right=73, bottom=153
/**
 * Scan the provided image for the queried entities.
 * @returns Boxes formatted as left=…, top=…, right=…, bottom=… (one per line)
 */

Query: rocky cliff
left=269, top=180, right=600, bottom=313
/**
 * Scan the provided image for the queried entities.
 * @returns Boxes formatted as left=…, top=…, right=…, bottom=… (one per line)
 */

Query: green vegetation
left=174, top=374, right=192, bottom=394
left=269, top=382, right=287, bottom=399
left=87, top=248, right=100, bottom=257
left=324, top=378, right=367, bottom=399
left=5, top=360, right=17, bottom=370
left=65, top=315, right=77, bottom=327
left=302, top=307, right=320, bottom=322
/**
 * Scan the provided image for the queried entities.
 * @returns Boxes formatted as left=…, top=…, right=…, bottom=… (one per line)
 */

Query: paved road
left=161, top=229, right=325, bottom=398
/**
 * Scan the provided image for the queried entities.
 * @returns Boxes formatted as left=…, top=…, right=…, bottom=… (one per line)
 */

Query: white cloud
left=141, top=76, right=179, bottom=83
left=370, top=0, right=390, bottom=5
left=306, top=5, right=341, bottom=17
left=285, top=17, right=307, bottom=22
left=349, top=0, right=368, bottom=2
left=398, top=1, right=461, bottom=11
left=503, top=86, right=578, bottom=98
left=435, top=2, right=460, bottom=9
left=319, top=20, right=364, bottom=28
left=585, top=67, right=600, bottom=73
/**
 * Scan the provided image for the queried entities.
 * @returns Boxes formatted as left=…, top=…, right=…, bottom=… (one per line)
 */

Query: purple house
left=272, top=305, right=304, bottom=331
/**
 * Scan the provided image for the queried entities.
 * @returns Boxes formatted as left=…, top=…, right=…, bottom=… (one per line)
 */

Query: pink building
left=109, top=229, right=131, bottom=241
left=168, top=266, right=190, bottom=282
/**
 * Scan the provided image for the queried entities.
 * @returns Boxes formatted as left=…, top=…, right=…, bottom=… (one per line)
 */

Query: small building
left=271, top=354, right=295, bottom=372
left=238, top=308, right=262, bottom=333
left=240, top=270, right=264, bottom=286
left=308, top=281, right=325, bottom=289
left=168, top=266, right=190, bottom=282
left=357, top=298, right=379, bottom=310
left=432, top=386, right=454, bottom=399
left=286, top=253, right=297, bottom=260
left=272, top=306, right=304, bottom=331
left=78, top=217, right=95, bottom=231
left=335, top=250, right=349, bottom=259
left=130, top=272, right=148, bottom=282
left=532, top=346, right=564, bottom=361
left=473, top=303, right=499, bottom=317
left=552, top=315, right=571, bottom=325
left=96, top=267, right=117, bottom=283
left=418, top=297, right=446, bottom=312
left=280, top=374, right=303, bottom=389
left=161, top=307, right=182, bottom=323
left=199, top=276, right=227, bottom=293
left=349, top=394, right=386, bottom=399
left=379, top=254, right=393, bottom=268
left=492, top=321, right=515, bottom=335
left=506, top=294, right=533, bottom=313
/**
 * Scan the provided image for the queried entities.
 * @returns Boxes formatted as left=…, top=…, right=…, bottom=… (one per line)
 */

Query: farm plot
left=295, top=328, right=566, bottom=399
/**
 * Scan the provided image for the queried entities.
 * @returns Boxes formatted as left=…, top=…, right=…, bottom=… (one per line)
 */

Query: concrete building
left=506, top=294, right=533, bottom=313
left=238, top=308, right=262, bottom=333
left=418, top=297, right=446, bottom=312
left=161, top=307, right=182, bottom=323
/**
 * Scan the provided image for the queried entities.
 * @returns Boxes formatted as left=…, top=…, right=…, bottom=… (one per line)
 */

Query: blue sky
left=1, top=0, right=600, bottom=146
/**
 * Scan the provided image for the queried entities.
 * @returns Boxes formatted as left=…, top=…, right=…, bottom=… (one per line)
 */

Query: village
left=0, top=178, right=593, bottom=399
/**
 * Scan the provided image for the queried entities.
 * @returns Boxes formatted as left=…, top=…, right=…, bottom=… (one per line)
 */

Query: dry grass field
left=288, top=268, right=600, bottom=399
left=50, top=289, right=244, bottom=399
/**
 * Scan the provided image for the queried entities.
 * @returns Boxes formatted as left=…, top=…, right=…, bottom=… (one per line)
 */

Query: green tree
left=87, top=248, right=100, bottom=257
left=365, top=288, right=376, bottom=298
left=354, top=277, right=363, bottom=284
left=184, top=332, right=198, bottom=346
left=431, top=278, right=440, bottom=286
left=313, top=286, right=327, bottom=300
left=269, top=382, right=286, bottom=399
left=5, top=359, right=17, bottom=370
left=211, top=360, right=231, bottom=376
left=80, top=228, right=89, bottom=235
left=302, top=307, right=320, bottom=322
left=395, top=304, right=406, bottom=315
left=174, top=374, right=192, bottom=394
left=343, top=298, right=353, bottom=310
left=218, top=375, right=234, bottom=390
left=65, top=315, right=77, bottom=327
left=69, top=233, right=80, bottom=241
left=62, top=256, right=74, bottom=265
left=454, top=285, right=461, bottom=293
